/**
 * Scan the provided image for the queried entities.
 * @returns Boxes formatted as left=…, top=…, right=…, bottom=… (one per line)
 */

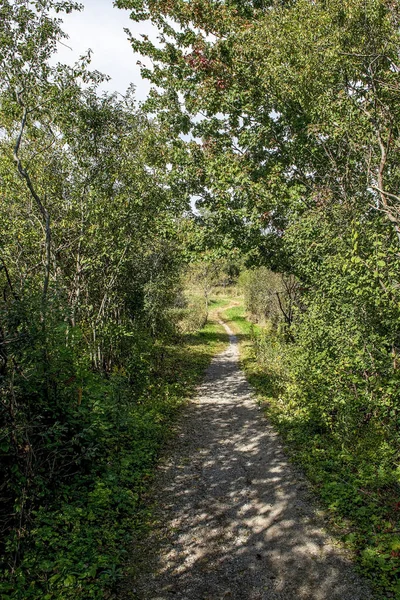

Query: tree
left=116, top=3, right=400, bottom=590
left=0, top=3, right=189, bottom=595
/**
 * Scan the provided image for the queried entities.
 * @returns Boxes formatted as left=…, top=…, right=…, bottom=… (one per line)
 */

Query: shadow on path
left=126, top=325, right=373, bottom=600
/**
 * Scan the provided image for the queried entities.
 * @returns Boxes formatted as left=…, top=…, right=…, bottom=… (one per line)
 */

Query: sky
left=55, top=0, right=160, bottom=101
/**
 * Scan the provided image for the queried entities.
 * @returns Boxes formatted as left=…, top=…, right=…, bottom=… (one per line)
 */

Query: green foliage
left=118, top=0, right=400, bottom=591
left=224, top=305, right=255, bottom=337
left=175, top=295, right=208, bottom=334
left=240, top=268, right=299, bottom=330
left=3, top=0, right=400, bottom=597
left=224, top=298, right=400, bottom=598
left=0, top=319, right=226, bottom=600
left=0, top=3, right=225, bottom=598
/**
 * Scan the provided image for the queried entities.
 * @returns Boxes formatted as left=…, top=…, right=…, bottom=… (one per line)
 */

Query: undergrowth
left=0, top=321, right=226, bottom=600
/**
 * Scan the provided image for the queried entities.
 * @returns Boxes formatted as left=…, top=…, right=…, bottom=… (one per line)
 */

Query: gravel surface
left=128, top=322, right=374, bottom=600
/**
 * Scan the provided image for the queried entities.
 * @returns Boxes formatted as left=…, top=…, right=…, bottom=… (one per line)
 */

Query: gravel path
left=128, top=322, right=373, bottom=600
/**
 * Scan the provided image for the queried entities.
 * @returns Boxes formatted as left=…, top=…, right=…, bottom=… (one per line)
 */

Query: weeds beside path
left=222, top=301, right=400, bottom=599
left=120, top=303, right=372, bottom=599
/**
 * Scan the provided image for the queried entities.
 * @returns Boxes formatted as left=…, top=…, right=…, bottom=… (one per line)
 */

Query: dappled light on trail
left=126, top=324, right=372, bottom=600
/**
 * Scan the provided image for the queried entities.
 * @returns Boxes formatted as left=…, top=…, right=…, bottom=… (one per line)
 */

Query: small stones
left=125, top=326, right=373, bottom=600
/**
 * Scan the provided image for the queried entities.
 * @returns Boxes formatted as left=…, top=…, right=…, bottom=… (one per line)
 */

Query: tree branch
left=13, top=90, right=51, bottom=306
left=371, top=185, right=400, bottom=204
left=0, top=257, right=19, bottom=301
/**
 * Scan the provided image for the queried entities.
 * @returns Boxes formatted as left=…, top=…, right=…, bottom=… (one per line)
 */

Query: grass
left=208, top=297, right=233, bottom=310
left=223, top=305, right=254, bottom=335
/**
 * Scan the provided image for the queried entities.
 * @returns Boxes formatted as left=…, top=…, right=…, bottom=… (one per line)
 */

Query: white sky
left=55, top=0, right=160, bottom=101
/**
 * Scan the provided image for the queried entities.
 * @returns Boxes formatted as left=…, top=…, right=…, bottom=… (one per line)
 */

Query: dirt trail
left=128, top=321, right=373, bottom=599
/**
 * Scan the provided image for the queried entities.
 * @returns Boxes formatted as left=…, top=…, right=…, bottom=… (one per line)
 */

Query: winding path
left=129, top=321, right=373, bottom=599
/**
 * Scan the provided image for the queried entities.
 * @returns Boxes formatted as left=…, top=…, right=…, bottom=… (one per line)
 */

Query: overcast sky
left=55, top=0, right=159, bottom=101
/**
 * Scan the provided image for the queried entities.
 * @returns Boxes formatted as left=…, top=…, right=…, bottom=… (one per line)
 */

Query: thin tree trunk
left=13, top=93, right=52, bottom=315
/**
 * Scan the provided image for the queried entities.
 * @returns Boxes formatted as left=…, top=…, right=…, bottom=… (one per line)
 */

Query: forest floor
left=121, top=307, right=373, bottom=600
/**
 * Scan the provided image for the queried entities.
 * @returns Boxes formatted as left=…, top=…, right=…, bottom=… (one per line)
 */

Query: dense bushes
left=239, top=268, right=299, bottom=332
left=0, top=324, right=224, bottom=599
left=240, top=205, right=400, bottom=595
left=0, top=2, right=204, bottom=597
